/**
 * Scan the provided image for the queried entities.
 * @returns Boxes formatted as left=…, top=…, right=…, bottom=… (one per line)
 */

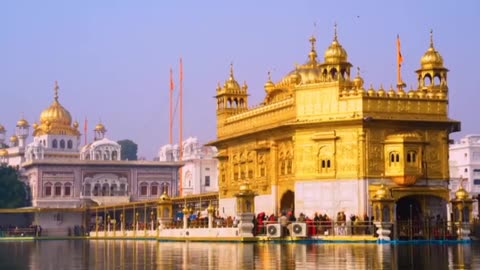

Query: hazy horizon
left=2, top=0, right=479, bottom=159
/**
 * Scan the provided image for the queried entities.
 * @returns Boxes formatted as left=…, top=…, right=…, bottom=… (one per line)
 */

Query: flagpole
left=179, top=57, right=184, bottom=197
left=169, top=68, right=174, bottom=145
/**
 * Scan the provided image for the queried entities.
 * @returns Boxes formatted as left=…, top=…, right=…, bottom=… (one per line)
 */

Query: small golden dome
left=0, top=124, right=5, bottom=133
left=374, top=185, right=392, bottom=199
left=377, top=85, right=386, bottom=97
left=17, top=118, right=30, bottom=128
left=367, top=85, right=376, bottom=96
left=224, top=63, right=241, bottom=91
left=455, top=187, right=469, bottom=200
left=0, top=149, right=8, bottom=157
left=353, top=67, right=364, bottom=89
left=407, top=90, right=416, bottom=98
left=94, top=123, right=106, bottom=132
left=388, top=86, right=396, bottom=97
left=398, top=89, right=407, bottom=98
left=159, top=191, right=171, bottom=202
left=420, top=31, right=444, bottom=69
left=32, top=123, right=38, bottom=129
left=10, top=135, right=18, bottom=143
left=324, top=25, right=348, bottom=64
left=264, top=72, right=275, bottom=93
left=73, top=121, right=79, bottom=129
left=40, top=82, right=72, bottom=126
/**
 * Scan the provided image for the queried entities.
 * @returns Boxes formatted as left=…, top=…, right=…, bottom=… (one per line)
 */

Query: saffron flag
left=397, top=35, right=404, bottom=66
left=170, top=68, right=174, bottom=92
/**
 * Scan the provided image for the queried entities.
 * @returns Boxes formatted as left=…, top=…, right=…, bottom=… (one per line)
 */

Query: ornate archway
left=280, top=190, right=294, bottom=215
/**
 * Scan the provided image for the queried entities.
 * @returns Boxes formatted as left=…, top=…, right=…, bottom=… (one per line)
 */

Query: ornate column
left=157, top=191, right=173, bottom=230
left=207, top=204, right=215, bottom=229
left=235, top=182, right=256, bottom=237
left=371, top=185, right=395, bottom=241
left=450, top=187, right=474, bottom=240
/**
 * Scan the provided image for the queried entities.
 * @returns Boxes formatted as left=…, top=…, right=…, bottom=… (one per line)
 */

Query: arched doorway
left=396, top=196, right=422, bottom=222
left=395, top=195, right=448, bottom=240
left=280, top=190, right=294, bottom=215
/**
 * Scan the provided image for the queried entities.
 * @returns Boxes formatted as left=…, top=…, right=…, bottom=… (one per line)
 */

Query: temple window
left=151, top=183, right=159, bottom=196
left=52, top=139, right=58, bottom=148
left=112, top=151, right=118, bottom=160
left=67, top=140, right=73, bottom=149
left=389, top=151, right=401, bottom=167
left=406, top=151, right=417, bottom=164
left=60, top=140, right=65, bottom=149
left=64, top=183, right=72, bottom=196
left=140, top=182, right=148, bottom=196
left=54, top=182, right=62, bottom=196
left=287, top=159, right=293, bottom=174
left=205, top=176, right=210, bottom=187
left=44, top=183, right=52, bottom=196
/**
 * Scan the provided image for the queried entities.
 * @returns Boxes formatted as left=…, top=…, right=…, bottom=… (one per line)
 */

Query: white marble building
left=159, top=137, right=218, bottom=196
left=449, top=135, right=480, bottom=216
left=0, top=82, right=183, bottom=234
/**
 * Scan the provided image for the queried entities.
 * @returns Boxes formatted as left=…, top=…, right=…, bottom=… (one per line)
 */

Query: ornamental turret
left=15, top=116, right=30, bottom=147
left=94, top=122, right=106, bottom=141
left=416, top=30, right=448, bottom=97
left=0, top=124, right=6, bottom=146
left=215, top=64, right=249, bottom=129
left=319, top=24, right=352, bottom=82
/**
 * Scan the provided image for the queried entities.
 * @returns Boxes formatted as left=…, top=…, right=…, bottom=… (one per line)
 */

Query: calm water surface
left=0, top=240, right=478, bottom=269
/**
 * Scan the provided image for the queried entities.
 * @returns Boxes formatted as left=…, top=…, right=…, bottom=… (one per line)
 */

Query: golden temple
left=210, top=27, right=460, bottom=220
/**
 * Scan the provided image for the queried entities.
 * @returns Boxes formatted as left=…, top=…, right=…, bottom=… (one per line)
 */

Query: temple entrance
left=396, top=196, right=422, bottom=222
left=280, top=190, right=294, bottom=215
left=395, top=195, right=449, bottom=240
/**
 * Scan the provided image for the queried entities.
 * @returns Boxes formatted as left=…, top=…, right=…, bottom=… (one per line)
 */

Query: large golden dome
left=40, top=92, right=72, bottom=126
left=420, top=31, right=444, bottom=69
left=33, top=81, right=80, bottom=137
left=324, top=26, right=348, bottom=64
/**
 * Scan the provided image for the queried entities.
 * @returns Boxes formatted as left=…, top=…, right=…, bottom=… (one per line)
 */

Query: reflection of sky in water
left=0, top=240, right=477, bottom=269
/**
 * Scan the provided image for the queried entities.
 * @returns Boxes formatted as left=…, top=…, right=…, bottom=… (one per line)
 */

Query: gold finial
left=429, top=29, right=434, bottom=48
left=334, top=22, right=338, bottom=42
left=357, top=67, right=361, bottom=77
left=268, top=71, right=272, bottom=82
left=229, top=62, right=234, bottom=80
left=54, top=81, right=59, bottom=102
left=309, top=36, right=316, bottom=52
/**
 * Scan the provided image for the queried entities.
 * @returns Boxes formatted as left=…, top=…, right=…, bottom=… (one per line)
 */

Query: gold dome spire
left=420, top=30, right=444, bottom=69
left=264, top=71, right=275, bottom=93
left=34, top=81, right=80, bottom=137
left=16, top=117, right=30, bottom=128
left=224, top=63, right=241, bottom=91
left=353, top=67, right=364, bottom=89
left=307, top=35, right=318, bottom=65
left=94, top=122, right=106, bottom=133
left=324, top=23, right=348, bottom=64
left=40, top=81, right=72, bottom=126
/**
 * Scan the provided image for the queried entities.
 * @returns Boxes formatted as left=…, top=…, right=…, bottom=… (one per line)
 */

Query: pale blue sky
left=1, top=0, right=479, bottom=159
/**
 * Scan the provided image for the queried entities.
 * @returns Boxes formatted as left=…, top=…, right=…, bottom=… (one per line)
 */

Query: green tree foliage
left=0, top=166, right=27, bottom=208
left=117, top=139, right=138, bottom=161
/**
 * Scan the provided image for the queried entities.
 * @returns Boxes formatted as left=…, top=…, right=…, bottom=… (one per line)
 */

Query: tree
left=0, top=166, right=28, bottom=208
left=117, top=139, right=138, bottom=161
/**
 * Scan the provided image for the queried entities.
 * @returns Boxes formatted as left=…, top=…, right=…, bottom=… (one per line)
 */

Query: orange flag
left=397, top=35, right=404, bottom=66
